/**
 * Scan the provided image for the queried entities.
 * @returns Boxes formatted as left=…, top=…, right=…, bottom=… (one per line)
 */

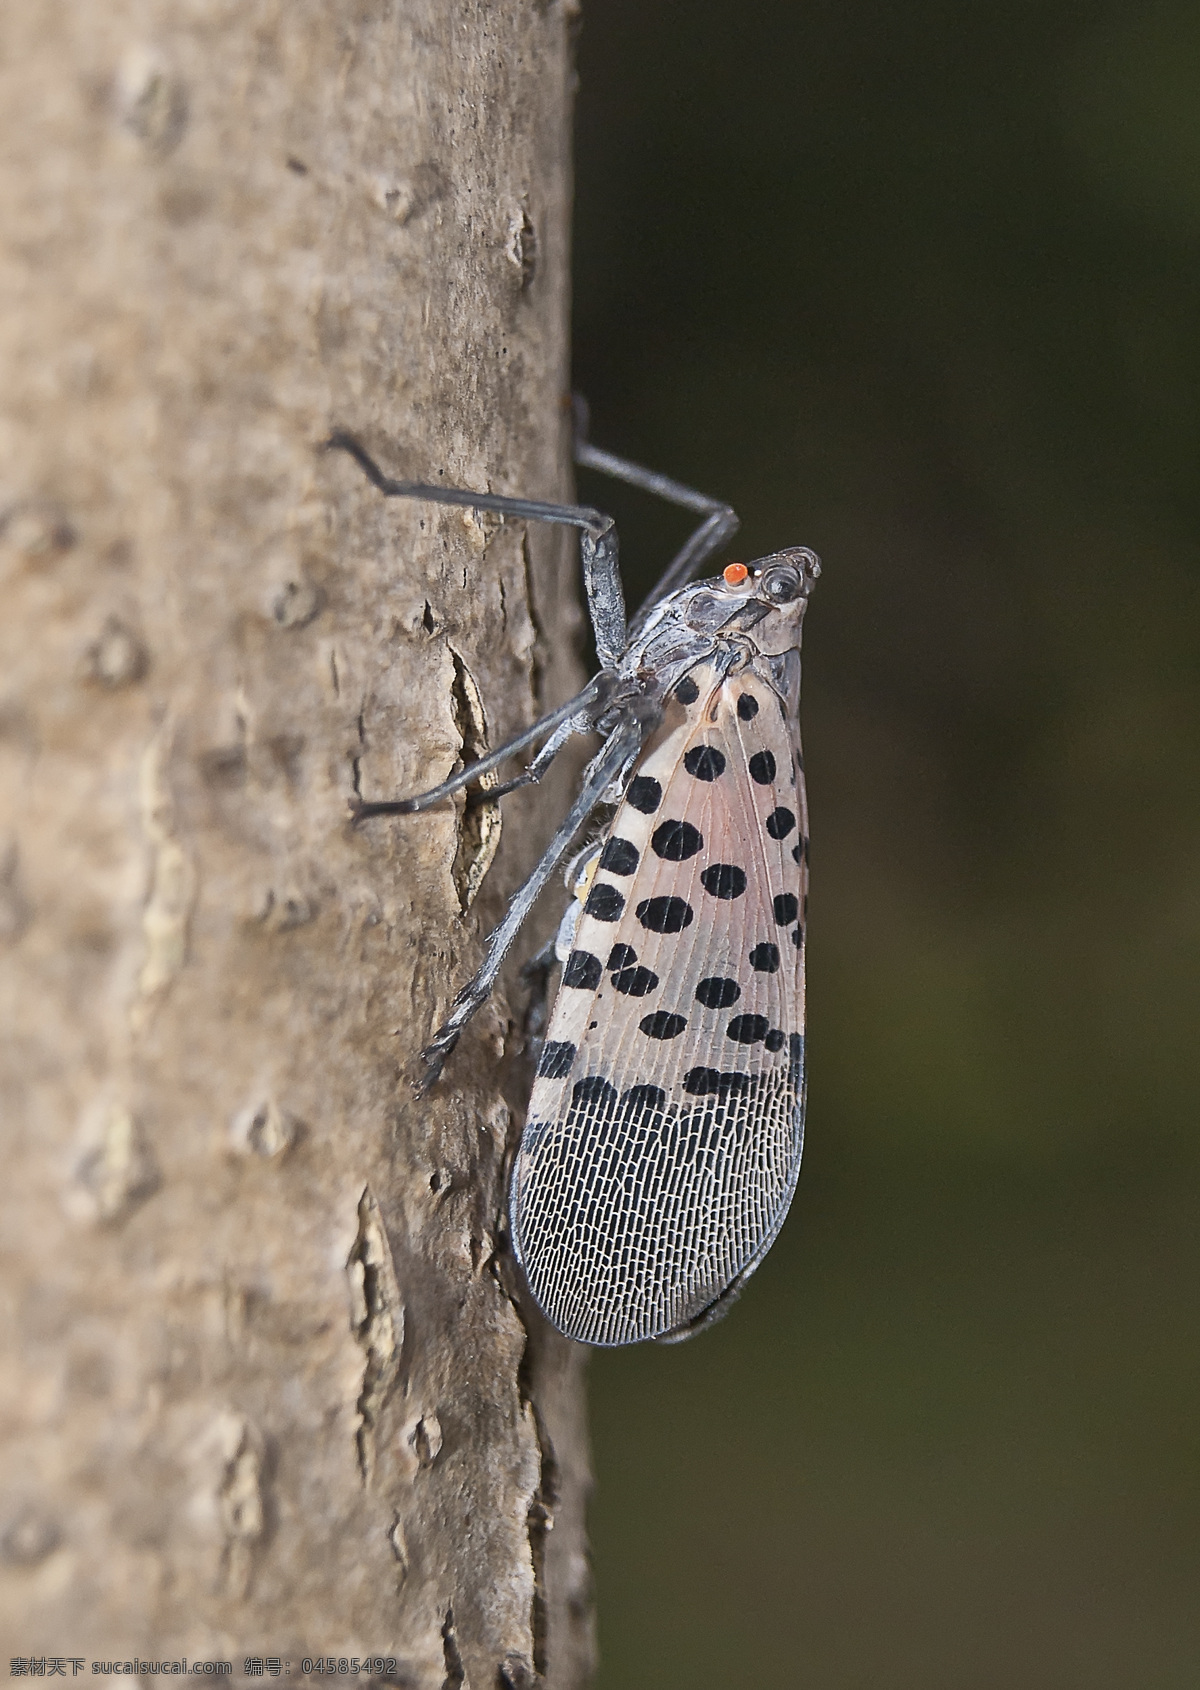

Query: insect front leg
left=325, top=429, right=627, bottom=668
left=572, top=398, right=740, bottom=618
left=416, top=720, right=646, bottom=1094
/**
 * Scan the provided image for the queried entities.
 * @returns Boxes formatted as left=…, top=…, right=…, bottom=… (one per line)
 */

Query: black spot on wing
left=607, top=943, right=637, bottom=970
left=599, top=836, right=639, bottom=875
left=792, top=924, right=804, bottom=947
left=773, top=892, right=799, bottom=925
left=765, top=807, right=795, bottom=840
left=537, top=1040, right=576, bottom=1078
left=585, top=882, right=625, bottom=922
left=626, top=775, right=662, bottom=813
left=700, top=862, right=747, bottom=899
left=622, top=1083, right=667, bottom=1114
left=792, top=837, right=809, bottom=865
left=681, top=1067, right=751, bottom=1097
left=749, top=942, right=779, bottom=972
left=611, top=965, right=659, bottom=997
left=636, top=895, right=694, bottom=933
left=737, top=693, right=759, bottom=720
left=520, top=1118, right=549, bottom=1155
left=727, top=1013, right=770, bottom=1044
left=572, top=1075, right=617, bottom=1111
left=749, top=750, right=776, bottom=785
left=683, top=745, right=726, bottom=781
left=674, top=675, right=700, bottom=704
left=562, top=949, right=602, bottom=990
left=765, top=1028, right=786, bottom=1052
left=651, top=819, right=703, bottom=861
left=639, top=1011, right=687, bottom=1040
left=695, top=975, right=740, bottom=1009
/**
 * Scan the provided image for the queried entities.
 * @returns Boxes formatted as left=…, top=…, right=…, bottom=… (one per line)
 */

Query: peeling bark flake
left=132, top=718, right=196, bottom=1030
left=346, top=1186, right=404, bottom=1484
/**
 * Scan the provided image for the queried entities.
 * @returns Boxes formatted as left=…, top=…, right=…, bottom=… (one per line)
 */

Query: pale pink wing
left=511, top=659, right=808, bottom=1345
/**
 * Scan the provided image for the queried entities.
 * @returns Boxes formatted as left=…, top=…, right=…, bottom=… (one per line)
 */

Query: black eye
left=759, top=566, right=800, bottom=604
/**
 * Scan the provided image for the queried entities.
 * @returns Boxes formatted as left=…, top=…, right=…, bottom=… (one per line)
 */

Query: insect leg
left=416, top=719, right=644, bottom=1094
left=325, top=431, right=627, bottom=669
left=572, top=399, right=740, bottom=619
left=518, top=935, right=559, bottom=983
left=352, top=676, right=606, bottom=819
left=517, top=935, right=559, bottom=1051
left=464, top=710, right=583, bottom=805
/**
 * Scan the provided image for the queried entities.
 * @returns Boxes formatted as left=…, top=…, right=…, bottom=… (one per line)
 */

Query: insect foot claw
left=411, top=1058, right=440, bottom=1099
left=414, top=1030, right=458, bottom=1096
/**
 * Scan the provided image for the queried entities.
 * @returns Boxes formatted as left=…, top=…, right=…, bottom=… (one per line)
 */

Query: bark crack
left=213, top=1412, right=266, bottom=1600
left=516, top=1342, right=559, bottom=1680
left=520, top=530, right=547, bottom=712
left=448, top=649, right=502, bottom=912
left=440, top=1607, right=465, bottom=1690
left=346, top=1187, right=404, bottom=1485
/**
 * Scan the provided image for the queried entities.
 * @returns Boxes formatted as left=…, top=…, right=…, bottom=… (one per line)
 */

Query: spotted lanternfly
left=326, top=413, right=819, bottom=1346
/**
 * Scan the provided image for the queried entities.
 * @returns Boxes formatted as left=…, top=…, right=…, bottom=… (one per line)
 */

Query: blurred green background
left=570, top=3, right=1200, bottom=1685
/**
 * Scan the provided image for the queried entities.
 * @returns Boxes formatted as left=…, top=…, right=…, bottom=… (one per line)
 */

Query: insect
left=326, top=414, right=819, bottom=1346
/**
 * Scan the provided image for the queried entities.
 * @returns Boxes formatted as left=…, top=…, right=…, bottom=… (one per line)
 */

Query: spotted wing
left=510, top=659, right=808, bottom=1346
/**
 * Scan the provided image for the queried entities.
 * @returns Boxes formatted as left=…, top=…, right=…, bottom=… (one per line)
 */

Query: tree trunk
left=0, top=3, right=593, bottom=1684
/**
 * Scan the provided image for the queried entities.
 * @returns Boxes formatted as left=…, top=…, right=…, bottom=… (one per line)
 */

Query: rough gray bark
left=0, top=3, right=594, bottom=1683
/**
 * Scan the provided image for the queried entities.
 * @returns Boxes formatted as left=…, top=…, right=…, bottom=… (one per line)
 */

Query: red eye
left=723, top=562, right=749, bottom=586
